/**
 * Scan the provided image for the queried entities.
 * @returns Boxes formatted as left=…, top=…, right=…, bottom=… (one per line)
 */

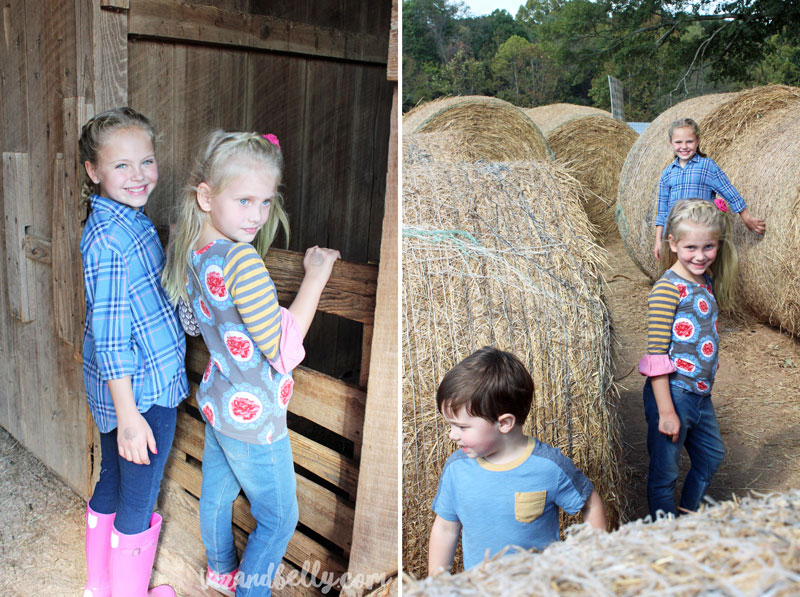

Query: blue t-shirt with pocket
left=432, top=436, right=593, bottom=569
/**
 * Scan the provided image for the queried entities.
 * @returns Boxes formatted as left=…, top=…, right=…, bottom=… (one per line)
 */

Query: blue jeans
left=643, top=379, right=726, bottom=518
left=199, top=426, right=298, bottom=597
left=89, top=405, right=177, bottom=534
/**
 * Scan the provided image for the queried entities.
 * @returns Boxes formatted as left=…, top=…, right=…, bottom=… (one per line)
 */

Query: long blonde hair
left=660, top=198, right=738, bottom=310
left=162, top=130, right=290, bottom=304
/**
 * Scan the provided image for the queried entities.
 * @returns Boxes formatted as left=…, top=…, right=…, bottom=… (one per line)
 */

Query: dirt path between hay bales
left=604, top=238, right=800, bottom=522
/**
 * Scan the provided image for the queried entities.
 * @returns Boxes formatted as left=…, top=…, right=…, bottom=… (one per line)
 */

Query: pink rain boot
left=109, top=512, right=175, bottom=597
left=84, top=505, right=115, bottom=597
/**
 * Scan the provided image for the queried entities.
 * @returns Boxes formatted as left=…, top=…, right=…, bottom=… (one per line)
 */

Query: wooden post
left=344, top=85, right=399, bottom=594
left=93, top=2, right=128, bottom=112
left=3, top=153, right=35, bottom=322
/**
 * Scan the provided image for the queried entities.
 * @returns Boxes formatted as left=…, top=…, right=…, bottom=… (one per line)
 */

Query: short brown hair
left=436, top=346, right=534, bottom=424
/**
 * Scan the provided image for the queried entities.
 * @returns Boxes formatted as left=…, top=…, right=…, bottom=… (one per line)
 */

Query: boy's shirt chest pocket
left=515, top=490, right=547, bottom=523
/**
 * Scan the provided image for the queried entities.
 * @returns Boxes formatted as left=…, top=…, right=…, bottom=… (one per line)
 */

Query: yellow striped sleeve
left=224, top=243, right=282, bottom=359
left=646, top=278, right=680, bottom=355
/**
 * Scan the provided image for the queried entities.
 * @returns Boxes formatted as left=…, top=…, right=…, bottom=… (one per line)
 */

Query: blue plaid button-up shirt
left=656, top=154, right=746, bottom=227
left=81, top=195, right=188, bottom=432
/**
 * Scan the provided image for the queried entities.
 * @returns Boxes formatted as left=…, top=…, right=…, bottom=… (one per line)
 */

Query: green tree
left=492, top=35, right=559, bottom=106
left=440, top=46, right=493, bottom=96
left=402, top=0, right=466, bottom=64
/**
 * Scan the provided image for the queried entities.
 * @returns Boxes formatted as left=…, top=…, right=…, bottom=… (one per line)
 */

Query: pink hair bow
left=713, top=198, right=728, bottom=213
left=262, top=133, right=280, bottom=150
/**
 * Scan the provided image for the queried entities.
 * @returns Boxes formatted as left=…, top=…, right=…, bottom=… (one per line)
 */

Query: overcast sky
left=461, top=1, right=525, bottom=17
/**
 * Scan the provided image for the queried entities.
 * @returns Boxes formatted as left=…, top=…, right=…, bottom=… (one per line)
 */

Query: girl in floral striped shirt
left=639, top=199, right=738, bottom=519
left=162, top=130, right=339, bottom=596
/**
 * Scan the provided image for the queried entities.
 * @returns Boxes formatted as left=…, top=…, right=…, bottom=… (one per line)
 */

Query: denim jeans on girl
left=199, top=425, right=298, bottom=597
left=643, top=378, right=726, bottom=518
left=88, top=404, right=177, bottom=534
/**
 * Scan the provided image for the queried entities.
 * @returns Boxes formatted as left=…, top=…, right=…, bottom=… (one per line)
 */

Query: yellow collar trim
left=476, top=436, right=535, bottom=472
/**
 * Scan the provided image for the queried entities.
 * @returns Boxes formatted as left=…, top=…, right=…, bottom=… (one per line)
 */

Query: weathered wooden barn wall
left=0, top=0, right=92, bottom=496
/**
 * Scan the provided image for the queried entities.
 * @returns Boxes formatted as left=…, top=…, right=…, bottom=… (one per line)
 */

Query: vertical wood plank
left=128, top=40, right=175, bottom=229
left=3, top=152, right=34, bottom=322
left=62, top=97, right=93, bottom=356
left=93, top=4, right=128, bottom=112
left=51, top=153, right=73, bottom=345
left=344, top=86, right=398, bottom=595
left=75, top=0, right=94, bottom=99
left=0, top=1, right=28, bottom=151
left=387, top=0, right=397, bottom=82
left=247, top=51, right=308, bottom=246
left=0, top=0, right=28, bottom=442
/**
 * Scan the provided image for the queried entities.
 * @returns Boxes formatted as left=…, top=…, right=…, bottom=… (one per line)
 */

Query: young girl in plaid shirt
left=80, top=107, right=188, bottom=597
left=653, top=118, right=766, bottom=261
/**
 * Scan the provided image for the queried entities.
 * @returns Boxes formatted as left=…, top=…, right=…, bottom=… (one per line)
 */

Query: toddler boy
left=428, top=346, right=606, bottom=575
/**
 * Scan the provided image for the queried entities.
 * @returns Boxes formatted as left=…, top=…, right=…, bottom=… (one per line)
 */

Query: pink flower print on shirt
left=201, top=402, right=216, bottom=427
left=675, top=283, right=688, bottom=299
left=278, top=376, right=294, bottom=409
left=224, top=331, right=254, bottom=361
left=673, top=318, right=695, bottom=340
left=229, top=392, right=263, bottom=424
left=199, top=298, right=211, bottom=318
left=205, top=266, right=227, bottom=300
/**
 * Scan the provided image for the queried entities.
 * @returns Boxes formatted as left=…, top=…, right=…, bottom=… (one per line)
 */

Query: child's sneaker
left=206, top=567, right=237, bottom=596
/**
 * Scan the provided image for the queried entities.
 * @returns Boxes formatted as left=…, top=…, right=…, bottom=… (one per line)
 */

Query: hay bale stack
left=546, top=116, right=638, bottom=240
left=403, top=490, right=800, bottom=595
left=402, top=156, right=624, bottom=578
left=524, top=103, right=612, bottom=137
left=617, top=85, right=800, bottom=333
left=615, top=93, right=734, bottom=277
left=402, top=96, right=552, bottom=161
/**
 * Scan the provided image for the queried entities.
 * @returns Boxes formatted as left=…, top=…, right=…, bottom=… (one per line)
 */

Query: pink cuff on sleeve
left=638, top=354, right=676, bottom=377
left=268, top=307, right=306, bottom=375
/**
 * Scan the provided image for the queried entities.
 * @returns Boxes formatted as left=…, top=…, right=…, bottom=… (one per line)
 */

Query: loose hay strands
left=403, top=132, right=484, bottom=164
left=524, top=103, right=613, bottom=137
left=698, top=85, right=800, bottom=334
left=616, top=85, right=800, bottom=333
left=402, top=154, right=624, bottom=578
left=403, top=490, right=800, bottom=596
left=546, top=116, right=638, bottom=241
left=615, top=93, right=734, bottom=279
left=402, top=95, right=552, bottom=162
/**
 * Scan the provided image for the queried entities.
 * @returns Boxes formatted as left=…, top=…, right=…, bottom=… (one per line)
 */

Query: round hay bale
left=617, top=85, right=800, bottom=333
left=403, top=490, right=800, bottom=595
left=546, top=116, right=638, bottom=240
left=524, top=103, right=612, bottom=137
left=402, top=96, right=552, bottom=161
left=402, top=158, right=624, bottom=578
left=615, top=93, right=734, bottom=278
left=699, top=85, right=800, bottom=333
